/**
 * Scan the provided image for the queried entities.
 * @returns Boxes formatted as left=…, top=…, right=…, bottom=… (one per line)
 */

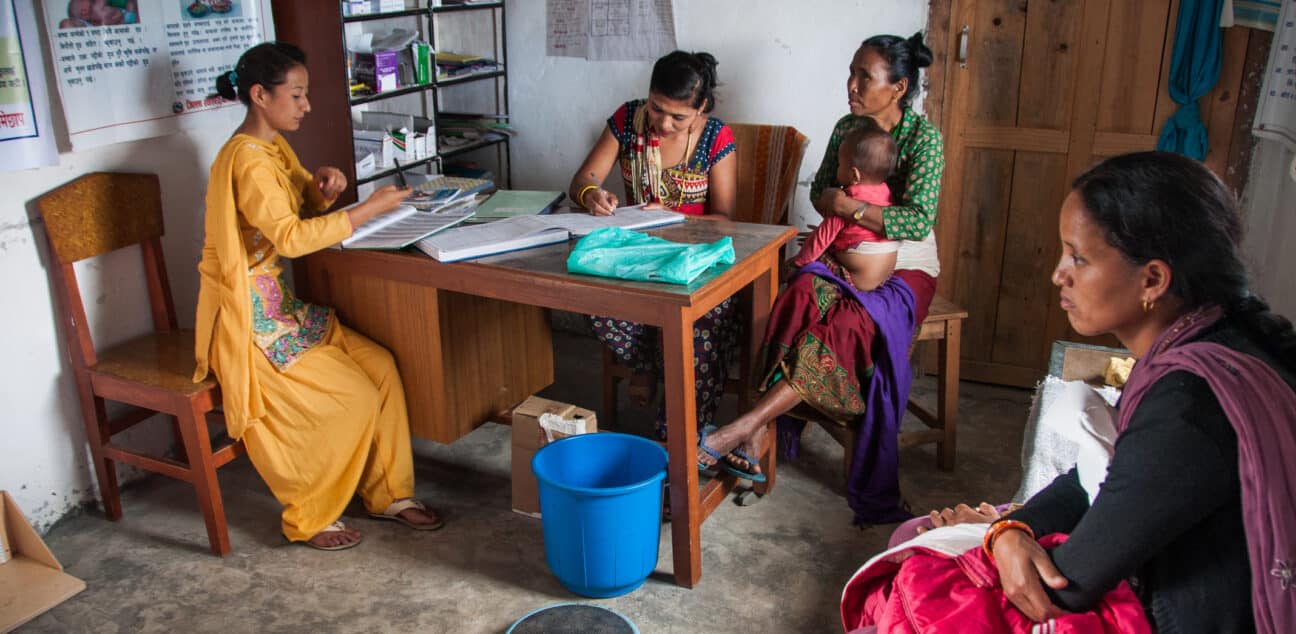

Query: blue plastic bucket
left=531, top=432, right=668, bottom=598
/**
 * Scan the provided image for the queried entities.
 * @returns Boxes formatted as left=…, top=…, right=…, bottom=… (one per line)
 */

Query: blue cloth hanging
left=1157, top=0, right=1225, bottom=160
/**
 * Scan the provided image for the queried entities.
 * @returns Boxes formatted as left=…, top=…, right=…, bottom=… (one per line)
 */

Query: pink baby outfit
left=793, top=182, right=896, bottom=267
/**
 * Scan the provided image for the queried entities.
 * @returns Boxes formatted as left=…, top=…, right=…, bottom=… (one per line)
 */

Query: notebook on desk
left=471, top=190, right=566, bottom=220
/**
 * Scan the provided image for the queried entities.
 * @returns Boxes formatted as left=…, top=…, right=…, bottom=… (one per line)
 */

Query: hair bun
left=908, top=32, right=934, bottom=68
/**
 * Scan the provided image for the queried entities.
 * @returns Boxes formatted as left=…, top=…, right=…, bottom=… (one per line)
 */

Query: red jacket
left=841, top=533, right=1151, bottom=633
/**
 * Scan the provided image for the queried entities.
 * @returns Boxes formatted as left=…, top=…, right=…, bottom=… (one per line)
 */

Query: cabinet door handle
left=957, top=25, right=969, bottom=68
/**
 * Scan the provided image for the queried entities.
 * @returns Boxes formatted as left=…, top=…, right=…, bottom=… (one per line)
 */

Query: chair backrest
left=728, top=123, right=810, bottom=226
left=36, top=172, right=177, bottom=366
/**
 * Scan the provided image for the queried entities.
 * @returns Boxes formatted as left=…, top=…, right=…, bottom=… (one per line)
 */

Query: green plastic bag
left=566, top=227, right=735, bottom=285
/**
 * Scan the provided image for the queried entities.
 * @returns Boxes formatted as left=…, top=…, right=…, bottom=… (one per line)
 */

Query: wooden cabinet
left=928, top=0, right=1265, bottom=387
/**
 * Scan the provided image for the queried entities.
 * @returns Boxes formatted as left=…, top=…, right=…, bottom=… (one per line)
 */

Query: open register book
left=415, top=204, right=686, bottom=262
left=340, top=194, right=476, bottom=250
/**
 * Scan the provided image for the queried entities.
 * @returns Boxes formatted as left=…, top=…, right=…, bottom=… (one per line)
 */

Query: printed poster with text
left=44, top=0, right=275, bottom=150
left=1, top=0, right=56, bottom=171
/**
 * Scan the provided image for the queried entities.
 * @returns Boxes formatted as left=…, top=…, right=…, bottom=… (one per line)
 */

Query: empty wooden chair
left=36, top=172, right=243, bottom=555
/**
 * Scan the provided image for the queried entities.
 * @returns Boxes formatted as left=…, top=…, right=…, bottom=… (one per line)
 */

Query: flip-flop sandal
left=369, top=498, right=445, bottom=531
left=697, top=425, right=725, bottom=473
left=298, top=520, right=362, bottom=551
left=721, top=446, right=767, bottom=483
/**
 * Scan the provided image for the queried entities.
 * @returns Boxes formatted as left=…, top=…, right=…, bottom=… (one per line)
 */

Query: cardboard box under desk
left=511, top=396, right=597, bottom=518
left=0, top=490, right=86, bottom=632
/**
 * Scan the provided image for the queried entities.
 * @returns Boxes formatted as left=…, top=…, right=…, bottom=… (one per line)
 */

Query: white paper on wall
left=43, top=0, right=276, bottom=151
left=1255, top=0, right=1296, bottom=149
left=546, top=0, right=676, bottom=61
left=0, top=1, right=56, bottom=171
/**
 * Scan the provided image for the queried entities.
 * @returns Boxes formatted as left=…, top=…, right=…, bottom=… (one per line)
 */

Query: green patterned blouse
left=809, top=108, right=945, bottom=241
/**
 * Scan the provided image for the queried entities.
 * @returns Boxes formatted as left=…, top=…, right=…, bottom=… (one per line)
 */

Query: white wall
left=3, top=0, right=930, bottom=532
left=504, top=0, right=931, bottom=230
left=0, top=124, right=229, bottom=531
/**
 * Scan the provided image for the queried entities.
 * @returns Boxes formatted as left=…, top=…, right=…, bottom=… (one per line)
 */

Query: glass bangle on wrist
left=982, top=519, right=1035, bottom=562
left=577, top=184, right=600, bottom=209
left=852, top=204, right=869, bottom=223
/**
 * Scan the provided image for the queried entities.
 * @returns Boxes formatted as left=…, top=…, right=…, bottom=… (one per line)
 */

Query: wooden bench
left=813, top=295, right=967, bottom=473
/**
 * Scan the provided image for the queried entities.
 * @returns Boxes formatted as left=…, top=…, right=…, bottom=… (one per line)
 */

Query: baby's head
left=67, top=0, right=93, bottom=20
left=836, top=117, right=897, bottom=187
left=90, top=0, right=125, bottom=25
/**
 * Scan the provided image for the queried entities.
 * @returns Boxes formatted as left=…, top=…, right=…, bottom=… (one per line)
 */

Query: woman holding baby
left=696, top=33, right=944, bottom=526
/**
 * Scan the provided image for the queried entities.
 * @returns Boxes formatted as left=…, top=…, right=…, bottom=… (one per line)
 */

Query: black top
left=1011, top=316, right=1295, bottom=634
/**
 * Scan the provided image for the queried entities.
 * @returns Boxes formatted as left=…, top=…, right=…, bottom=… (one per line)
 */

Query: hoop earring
left=1142, top=299, right=1155, bottom=313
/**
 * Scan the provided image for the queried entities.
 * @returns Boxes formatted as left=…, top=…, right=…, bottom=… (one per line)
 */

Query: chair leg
left=176, top=399, right=231, bottom=556
left=752, top=418, right=778, bottom=495
left=75, top=382, right=122, bottom=520
left=601, top=346, right=620, bottom=429
left=937, top=320, right=961, bottom=472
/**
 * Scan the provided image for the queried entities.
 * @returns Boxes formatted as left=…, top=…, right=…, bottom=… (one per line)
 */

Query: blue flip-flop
left=721, top=446, right=768, bottom=483
left=697, top=426, right=724, bottom=473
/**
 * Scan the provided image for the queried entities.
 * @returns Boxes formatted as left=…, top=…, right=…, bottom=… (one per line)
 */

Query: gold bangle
left=577, top=184, right=600, bottom=209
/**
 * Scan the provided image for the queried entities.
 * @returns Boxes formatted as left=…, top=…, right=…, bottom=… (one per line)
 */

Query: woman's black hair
left=649, top=50, right=719, bottom=113
left=860, top=32, right=933, bottom=109
left=215, top=41, right=307, bottom=105
left=1072, top=151, right=1296, bottom=370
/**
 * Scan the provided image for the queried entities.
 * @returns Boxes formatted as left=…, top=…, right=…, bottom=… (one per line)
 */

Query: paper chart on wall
left=42, top=0, right=275, bottom=151
left=546, top=0, right=676, bottom=61
left=0, top=1, right=56, bottom=171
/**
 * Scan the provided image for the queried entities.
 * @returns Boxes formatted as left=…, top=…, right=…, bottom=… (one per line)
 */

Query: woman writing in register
left=193, top=42, right=443, bottom=551
left=567, top=50, right=739, bottom=440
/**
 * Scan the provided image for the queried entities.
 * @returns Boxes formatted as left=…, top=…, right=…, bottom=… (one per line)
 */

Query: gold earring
left=1142, top=299, right=1155, bottom=313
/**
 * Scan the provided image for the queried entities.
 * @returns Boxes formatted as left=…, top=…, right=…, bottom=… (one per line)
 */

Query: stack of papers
left=415, top=205, right=686, bottom=262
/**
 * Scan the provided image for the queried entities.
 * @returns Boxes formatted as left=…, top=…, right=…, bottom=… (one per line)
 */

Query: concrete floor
left=25, top=331, right=1031, bottom=633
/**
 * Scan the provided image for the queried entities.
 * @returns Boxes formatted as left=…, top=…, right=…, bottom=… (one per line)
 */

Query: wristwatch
left=852, top=204, right=868, bottom=223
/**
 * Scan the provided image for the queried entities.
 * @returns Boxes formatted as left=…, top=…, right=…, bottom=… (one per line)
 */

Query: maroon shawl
left=1117, top=305, right=1296, bottom=634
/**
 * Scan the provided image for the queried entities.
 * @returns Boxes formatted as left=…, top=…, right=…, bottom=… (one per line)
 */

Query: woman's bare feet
left=697, top=418, right=760, bottom=469
left=697, top=381, right=801, bottom=470
left=370, top=498, right=445, bottom=531
left=304, top=521, right=362, bottom=551
left=396, top=504, right=442, bottom=528
left=725, top=422, right=768, bottom=476
left=628, top=372, right=657, bottom=408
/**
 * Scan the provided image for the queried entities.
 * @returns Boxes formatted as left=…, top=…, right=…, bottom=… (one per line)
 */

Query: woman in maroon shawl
left=695, top=33, right=942, bottom=525
left=906, top=152, right=1296, bottom=633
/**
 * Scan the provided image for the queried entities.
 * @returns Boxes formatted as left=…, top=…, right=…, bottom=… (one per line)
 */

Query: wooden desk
left=296, top=218, right=796, bottom=587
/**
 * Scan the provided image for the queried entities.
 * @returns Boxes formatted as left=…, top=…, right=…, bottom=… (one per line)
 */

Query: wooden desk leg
left=938, top=319, right=961, bottom=471
left=662, top=308, right=701, bottom=588
left=750, top=255, right=779, bottom=496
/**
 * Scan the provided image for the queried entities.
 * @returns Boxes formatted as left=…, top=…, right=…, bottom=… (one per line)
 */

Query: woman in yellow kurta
left=193, top=42, right=442, bottom=550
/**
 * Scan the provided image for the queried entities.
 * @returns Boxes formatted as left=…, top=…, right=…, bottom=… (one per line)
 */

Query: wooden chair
left=36, top=172, right=244, bottom=555
left=812, top=296, right=968, bottom=473
left=601, top=123, right=810, bottom=427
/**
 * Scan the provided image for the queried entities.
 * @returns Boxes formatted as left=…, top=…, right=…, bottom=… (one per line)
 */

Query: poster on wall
left=43, top=0, right=275, bottom=150
left=546, top=0, right=676, bottom=61
left=0, top=1, right=56, bottom=171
